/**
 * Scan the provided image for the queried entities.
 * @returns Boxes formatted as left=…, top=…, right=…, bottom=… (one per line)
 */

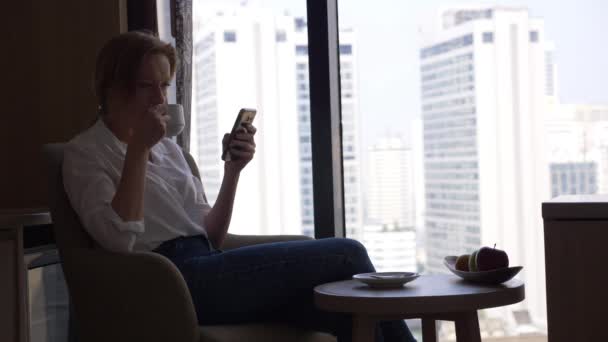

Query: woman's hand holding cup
left=131, top=104, right=169, bottom=149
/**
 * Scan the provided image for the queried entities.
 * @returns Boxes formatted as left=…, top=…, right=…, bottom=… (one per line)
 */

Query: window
left=276, top=30, right=286, bottom=42
left=339, top=44, right=352, bottom=55
left=189, top=1, right=310, bottom=237
left=338, top=1, right=606, bottom=341
left=296, top=45, right=308, bottom=55
left=530, top=30, right=539, bottom=42
left=223, top=31, right=237, bottom=42
left=420, top=34, right=473, bottom=59
left=482, top=32, right=494, bottom=43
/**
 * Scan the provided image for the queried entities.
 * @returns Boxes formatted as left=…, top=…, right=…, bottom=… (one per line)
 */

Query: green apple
left=469, top=249, right=479, bottom=272
left=455, top=254, right=470, bottom=271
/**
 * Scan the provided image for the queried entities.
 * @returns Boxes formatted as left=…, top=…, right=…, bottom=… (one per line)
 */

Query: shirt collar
left=95, top=118, right=128, bottom=156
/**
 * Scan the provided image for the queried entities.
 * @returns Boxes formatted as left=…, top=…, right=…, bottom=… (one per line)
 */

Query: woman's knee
left=342, top=238, right=371, bottom=260
left=319, top=237, right=374, bottom=271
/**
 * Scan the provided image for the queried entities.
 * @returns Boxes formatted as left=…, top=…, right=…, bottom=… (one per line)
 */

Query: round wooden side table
left=314, top=273, right=525, bottom=342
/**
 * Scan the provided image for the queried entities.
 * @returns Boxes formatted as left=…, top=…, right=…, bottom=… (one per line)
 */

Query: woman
left=63, top=31, right=416, bottom=342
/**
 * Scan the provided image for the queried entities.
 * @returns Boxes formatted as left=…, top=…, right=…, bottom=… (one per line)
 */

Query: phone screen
left=222, top=108, right=257, bottom=161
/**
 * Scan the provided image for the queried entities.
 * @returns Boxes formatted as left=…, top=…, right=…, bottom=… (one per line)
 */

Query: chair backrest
left=42, top=143, right=97, bottom=326
left=42, top=143, right=96, bottom=252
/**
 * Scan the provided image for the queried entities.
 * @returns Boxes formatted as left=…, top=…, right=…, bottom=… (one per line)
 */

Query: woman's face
left=130, top=53, right=172, bottom=115
left=109, top=53, right=172, bottom=126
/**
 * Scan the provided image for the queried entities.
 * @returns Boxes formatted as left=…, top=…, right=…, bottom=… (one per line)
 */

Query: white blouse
left=63, top=119, right=212, bottom=253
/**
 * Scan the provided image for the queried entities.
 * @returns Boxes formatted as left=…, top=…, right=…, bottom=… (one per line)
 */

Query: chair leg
left=454, top=311, right=481, bottom=342
left=421, top=319, right=437, bottom=342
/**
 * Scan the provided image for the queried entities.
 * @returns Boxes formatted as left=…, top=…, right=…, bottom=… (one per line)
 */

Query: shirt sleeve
left=62, top=143, right=144, bottom=253
left=188, top=175, right=212, bottom=223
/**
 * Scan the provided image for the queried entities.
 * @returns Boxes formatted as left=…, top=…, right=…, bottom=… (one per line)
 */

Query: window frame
left=306, top=0, right=346, bottom=238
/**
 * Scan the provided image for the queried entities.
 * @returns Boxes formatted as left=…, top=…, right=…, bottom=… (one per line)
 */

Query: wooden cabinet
left=2, top=0, right=126, bottom=210
left=0, top=209, right=51, bottom=342
left=542, top=195, right=608, bottom=342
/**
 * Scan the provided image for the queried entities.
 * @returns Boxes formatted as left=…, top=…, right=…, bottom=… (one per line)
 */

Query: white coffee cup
left=165, top=104, right=185, bottom=137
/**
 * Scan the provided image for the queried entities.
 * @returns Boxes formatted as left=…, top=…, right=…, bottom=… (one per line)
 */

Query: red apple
left=476, top=245, right=509, bottom=271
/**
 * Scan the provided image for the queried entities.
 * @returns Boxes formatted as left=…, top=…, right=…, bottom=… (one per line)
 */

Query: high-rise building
left=366, top=137, right=415, bottom=229
left=544, top=42, right=558, bottom=103
left=545, top=104, right=608, bottom=194
left=363, top=137, right=417, bottom=272
left=192, top=9, right=302, bottom=236
left=362, top=225, right=417, bottom=273
left=549, top=162, right=598, bottom=197
left=294, top=21, right=364, bottom=239
left=419, top=6, right=550, bottom=329
left=411, top=118, right=428, bottom=272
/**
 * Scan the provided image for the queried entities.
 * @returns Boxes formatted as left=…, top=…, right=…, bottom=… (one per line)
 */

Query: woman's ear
left=105, top=86, right=129, bottom=115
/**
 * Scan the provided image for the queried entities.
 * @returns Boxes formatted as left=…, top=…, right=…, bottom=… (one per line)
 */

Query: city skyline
left=194, top=0, right=608, bottom=152
left=545, top=104, right=608, bottom=194
left=188, top=2, right=607, bottom=339
left=366, top=137, right=415, bottom=229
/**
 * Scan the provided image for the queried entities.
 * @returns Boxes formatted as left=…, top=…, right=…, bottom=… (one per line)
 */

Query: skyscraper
left=419, top=6, right=549, bottom=329
left=549, top=162, right=597, bottom=197
left=366, top=137, right=415, bottom=229
left=192, top=8, right=302, bottom=236
left=363, top=137, right=417, bottom=272
left=362, top=226, right=417, bottom=273
left=294, top=21, right=364, bottom=239
left=545, top=104, right=608, bottom=194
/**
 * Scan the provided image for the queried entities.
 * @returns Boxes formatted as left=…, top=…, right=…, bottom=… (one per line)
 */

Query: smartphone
left=222, top=108, right=257, bottom=161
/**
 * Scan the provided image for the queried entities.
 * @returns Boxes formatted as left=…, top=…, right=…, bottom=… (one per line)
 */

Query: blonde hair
left=94, top=31, right=177, bottom=114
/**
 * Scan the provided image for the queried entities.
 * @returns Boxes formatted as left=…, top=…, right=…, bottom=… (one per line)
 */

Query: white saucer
left=353, top=272, right=420, bottom=289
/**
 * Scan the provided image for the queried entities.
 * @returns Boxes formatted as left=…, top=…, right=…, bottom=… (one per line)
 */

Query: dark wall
left=2, top=1, right=127, bottom=209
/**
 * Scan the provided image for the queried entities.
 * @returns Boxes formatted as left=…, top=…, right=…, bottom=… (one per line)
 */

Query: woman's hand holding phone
left=222, top=124, right=256, bottom=173
left=222, top=108, right=257, bottom=173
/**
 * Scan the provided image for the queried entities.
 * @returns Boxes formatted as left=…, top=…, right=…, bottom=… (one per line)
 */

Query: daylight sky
left=193, top=0, right=608, bottom=148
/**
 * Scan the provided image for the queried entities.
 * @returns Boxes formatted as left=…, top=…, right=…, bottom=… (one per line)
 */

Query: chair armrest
left=221, top=233, right=314, bottom=250
left=62, top=248, right=199, bottom=342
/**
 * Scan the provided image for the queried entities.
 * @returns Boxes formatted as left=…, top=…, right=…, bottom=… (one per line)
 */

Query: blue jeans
left=152, top=235, right=416, bottom=342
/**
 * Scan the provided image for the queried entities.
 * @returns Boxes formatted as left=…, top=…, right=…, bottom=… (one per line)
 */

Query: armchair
left=42, top=143, right=336, bottom=342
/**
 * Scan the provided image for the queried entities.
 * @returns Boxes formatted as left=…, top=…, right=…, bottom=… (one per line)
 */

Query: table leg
left=454, top=311, right=481, bottom=342
left=352, top=315, right=376, bottom=342
left=422, top=318, right=437, bottom=342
